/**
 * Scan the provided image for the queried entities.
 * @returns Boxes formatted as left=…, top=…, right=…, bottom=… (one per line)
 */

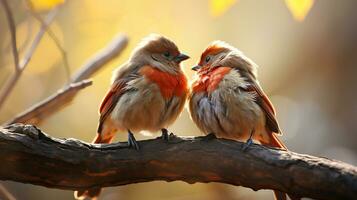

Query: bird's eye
left=205, top=56, right=211, bottom=63
left=163, top=51, right=171, bottom=58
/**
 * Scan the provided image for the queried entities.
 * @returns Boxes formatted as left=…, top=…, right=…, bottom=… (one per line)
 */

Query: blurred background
left=1, top=0, right=357, bottom=199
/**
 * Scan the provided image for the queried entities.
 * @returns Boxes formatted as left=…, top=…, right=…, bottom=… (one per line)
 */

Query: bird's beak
left=174, top=53, right=190, bottom=63
left=191, top=65, right=200, bottom=71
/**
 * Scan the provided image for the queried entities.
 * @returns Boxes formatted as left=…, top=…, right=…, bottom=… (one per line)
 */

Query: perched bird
left=189, top=41, right=288, bottom=200
left=74, top=34, right=189, bottom=200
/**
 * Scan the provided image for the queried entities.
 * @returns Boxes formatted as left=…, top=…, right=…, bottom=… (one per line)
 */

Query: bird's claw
left=242, top=138, right=253, bottom=151
left=161, top=128, right=169, bottom=141
left=202, top=133, right=217, bottom=141
left=160, top=129, right=177, bottom=142
left=128, top=131, right=140, bottom=150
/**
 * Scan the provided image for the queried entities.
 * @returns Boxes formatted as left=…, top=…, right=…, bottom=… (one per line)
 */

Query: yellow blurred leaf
left=30, top=0, right=65, bottom=11
left=285, top=0, right=314, bottom=22
left=210, top=0, right=237, bottom=17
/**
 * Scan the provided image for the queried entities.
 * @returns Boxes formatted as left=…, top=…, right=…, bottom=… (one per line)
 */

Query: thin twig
left=0, top=7, right=59, bottom=110
left=1, top=0, right=19, bottom=71
left=0, top=184, right=16, bottom=200
left=6, top=80, right=92, bottom=125
left=19, top=14, right=33, bottom=53
left=0, top=5, right=18, bottom=195
left=19, top=7, right=59, bottom=70
left=5, top=34, right=128, bottom=125
left=2, top=13, right=33, bottom=67
left=42, top=26, right=71, bottom=82
left=71, top=34, right=128, bottom=82
left=25, top=1, right=71, bottom=81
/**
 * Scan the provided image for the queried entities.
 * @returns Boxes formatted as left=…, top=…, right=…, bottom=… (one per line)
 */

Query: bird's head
left=131, top=34, right=189, bottom=74
left=192, top=41, right=232, bottom=72
left=192, top=41, right=257, bottom=78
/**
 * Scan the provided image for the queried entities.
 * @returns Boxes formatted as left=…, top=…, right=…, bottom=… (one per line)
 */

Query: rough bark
left=0, top=124, right=356, bottom=200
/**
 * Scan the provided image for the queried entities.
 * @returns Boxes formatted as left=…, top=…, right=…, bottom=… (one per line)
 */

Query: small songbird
left=189, top=41, right=288, bottom=200
left=74, top=34, right=189, bottom=200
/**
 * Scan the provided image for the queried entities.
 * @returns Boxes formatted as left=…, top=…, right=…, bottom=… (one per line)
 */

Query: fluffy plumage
left=189, top=41, right=288, bottom=200
left=75, top=34, right=189, bottom=200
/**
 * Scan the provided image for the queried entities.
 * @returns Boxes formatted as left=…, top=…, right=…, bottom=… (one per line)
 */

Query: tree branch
left=5, top=80, right=92, bottom=125
left=0, top=6, right=59, bottom=110
left=4, top=34, right=128, bottom=125
left=19, top=7, right=59, bottom=71
left=1, top=0, right=19, bottom=70
left=25, top=2, right=71, bottom=81
left=70, top=33, right=128, bottom=83
left=0, top=124, right=356, bottom=200
left=0, top=184, right=15, bottom=200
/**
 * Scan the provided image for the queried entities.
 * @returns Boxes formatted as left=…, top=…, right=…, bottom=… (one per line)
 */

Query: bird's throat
left=192, top=66, right=231, bottom=93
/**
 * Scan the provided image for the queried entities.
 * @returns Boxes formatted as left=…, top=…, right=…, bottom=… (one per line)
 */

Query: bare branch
left=19, top=7, right=59, bottom=70
left=0, top=7, right=59, bottom=110
left=0, top=4, right=18, bottom=194
left=6, top=80, right=92, bottom=125
left=0, top=184, right=16, bottom=200
left=25, top=2, right=71, bottom=81
left=5, top=34, right=128, bottom=125
left=71, top=34, right=128, bottom=83
left=0, top=1, right=128, bottom=121
left=17, top=13, right=34, bottom=54
left=41, top=25, right=72, bottom=81
left=1, top=0, right=19, bottom=70
left=0, top=124, right=356, bottom=200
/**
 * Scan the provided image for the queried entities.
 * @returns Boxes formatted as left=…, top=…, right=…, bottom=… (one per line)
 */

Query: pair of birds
left=75, top=34, right=288, bottom=200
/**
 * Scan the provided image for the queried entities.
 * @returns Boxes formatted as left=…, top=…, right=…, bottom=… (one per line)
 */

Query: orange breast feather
left=192, top=67, right=231, bottom=93
left=140, top=66, right=188, bottom=99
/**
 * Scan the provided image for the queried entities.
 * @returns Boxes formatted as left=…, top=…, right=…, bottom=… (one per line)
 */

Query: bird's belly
left=191, top=90, right=266, bottom=141
left=110, top=83, right=183, bottom=133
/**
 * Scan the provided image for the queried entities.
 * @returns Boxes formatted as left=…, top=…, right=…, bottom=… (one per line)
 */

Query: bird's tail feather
left=74, top=188, right=101, bottom=200
left=261, top=133, right=290, bottom=200
left=92, top=133, right=114, bottom=143
left=274, top=190, right=287, bottom=200
left=263, top=133, right=287, bottom=150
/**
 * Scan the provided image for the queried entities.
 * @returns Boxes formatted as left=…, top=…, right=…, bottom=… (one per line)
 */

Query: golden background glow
left=1, top=0, right=356, bottom=199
